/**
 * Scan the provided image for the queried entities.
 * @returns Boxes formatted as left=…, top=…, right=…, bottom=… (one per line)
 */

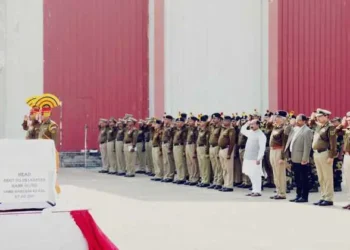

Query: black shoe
left=117, top=172, right=126, bottom=176
left=184, top=181, right=191, bottom=185
left=220, top=187, right=233, bottom=192
left=334, top=186, right=342, bottom=192
left=286, top=189, right=291, bottom=194
left=99, top=170, right=108, bottom=173
left=163, top=179, right=173, bottom=183
left=289, top=197, right=301, bottom=202
left=214, top=185, right=222, bottom=190
left=237, top=183, right=246, bottom=188
left=249, top=187, right=252, bottom=191
left=319, top=200, right=333, bottom=206
left=313, top=200, right=324, bottom=206
left=234, top=182, right=242, bottom=187
left=151, top=177, right=162, bottom=181
left=108, top=172, right=117, bottom=175
left=309, top=187, right=319, bottom=193
left=243, top=184, right=252, bottom=189
left=176, top=180, right=186, bottom=185
left=125, top=174, right=135, bottom=178
left=295, top=198, right=308, bottom=203
left=263, top=183, right=276, bottom=188
left=201, top=183, right=210, bottom=188
left=189, top=182, right=198, bottom=186
left=208, top=184, right=216, bottom=189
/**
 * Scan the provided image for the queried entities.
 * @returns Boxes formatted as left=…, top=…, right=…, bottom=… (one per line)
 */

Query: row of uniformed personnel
left=97, top=110, right=350, bottom=207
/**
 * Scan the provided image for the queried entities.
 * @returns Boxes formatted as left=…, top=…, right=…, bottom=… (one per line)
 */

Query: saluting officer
left=172, top=116, right=188, bottom=184
left=218, top=115, right=236, bottom=192
left=106, top=117, right=118, bottom=174
left=136, top=120, right=147, bottom=174
left=98, top=118, right=109, bottom=173
left=208, top=113, right=223, bottom=189
left=196, top=115, right=211, bottom=187
left=261, top=111, right=274, bottom=188
left=311, top=109, right=337, bottom=206
left=151, top=119, right=164, bottom=181
left=186, top=115, right=200, bottom=185
left=123, top=118, right=139, bottom=177
left=269, top=111, right=290, bottom=200
left=339, top=112, right=350, bottom=209
left=331, top=117, right=344, bottom=192
left=145, top=118, right=155, bottom=176
left=162, top=115, right=176, bottom=182
left=115, top=119, right=127, bottom=175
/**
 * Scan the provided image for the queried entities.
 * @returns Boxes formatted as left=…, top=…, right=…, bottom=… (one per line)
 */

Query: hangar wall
left=163, top=0, right=269, bottom=116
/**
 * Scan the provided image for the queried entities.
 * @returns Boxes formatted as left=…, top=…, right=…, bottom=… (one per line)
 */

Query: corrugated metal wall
left=164, top=0, right=269, bottom=116
left=278, top=0, right=350, bottom=116
left=44, top=0, right=149, bottom=151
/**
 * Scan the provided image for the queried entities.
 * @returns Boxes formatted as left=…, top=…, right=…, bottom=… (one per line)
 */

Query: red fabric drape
left=70, top=210, right=119, bottom=250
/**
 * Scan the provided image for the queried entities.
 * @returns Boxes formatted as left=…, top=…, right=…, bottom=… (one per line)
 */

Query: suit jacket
left=285, top=125, right=313, bottom=163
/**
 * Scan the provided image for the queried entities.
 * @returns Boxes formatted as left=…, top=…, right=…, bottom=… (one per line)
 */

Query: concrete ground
left=59, top=168, right=350, bottom=250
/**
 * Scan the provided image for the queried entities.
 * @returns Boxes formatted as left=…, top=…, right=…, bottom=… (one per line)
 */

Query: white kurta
left=240, top=124, right=267, bottom=193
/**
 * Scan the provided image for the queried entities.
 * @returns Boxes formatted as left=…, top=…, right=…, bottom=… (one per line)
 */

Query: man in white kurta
left=240, top=119, right=267, bottom=196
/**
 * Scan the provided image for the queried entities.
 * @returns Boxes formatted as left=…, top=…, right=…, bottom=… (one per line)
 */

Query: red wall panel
left=278, top=0, right=350, bottom=117
left=44, top=0, right=149, bottom=151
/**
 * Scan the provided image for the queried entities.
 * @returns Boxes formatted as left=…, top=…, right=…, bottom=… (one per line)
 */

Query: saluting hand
left=342, top=117, right=347, bottom=127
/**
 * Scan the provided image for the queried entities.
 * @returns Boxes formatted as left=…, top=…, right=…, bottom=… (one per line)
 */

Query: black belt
left=210, top=144, right=218, bottom=147
left=137, top=140, right=143, bottom=143
left=187, top=143, right=194, bottom=145
left=220, top=146, right=228, bottom=150
left=117, top=139, right=124, bottom=142
left=107, top=139, right=115, bottom=142
left=174, top=143, right=184, bottom=146
left=239, top=146, right=245, bottom=149
left=198, top=144, right=205, bottom=147
left=314, top=149, right=327, bottom=153
left=153, top=145, right=159, bottom=148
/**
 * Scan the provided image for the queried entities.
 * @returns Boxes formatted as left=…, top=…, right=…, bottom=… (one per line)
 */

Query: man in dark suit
left=285, top=114, right=313, bottom=203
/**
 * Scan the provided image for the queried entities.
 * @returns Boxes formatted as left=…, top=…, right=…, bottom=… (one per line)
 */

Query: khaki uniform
left=162, top=125, right=176, bottom=180
left=107, top=127, right=118, bottom=173
left=123, top=128, right=138, bottom=176
left=269, top=123, right=289, bottom=198
left=186, top=126, right=199, bottom=183
left=209, top=124, right=223, bottom=186
left=115, top=127, right=126, bottom=174
left=197, top=127, right=211, bottom=184
left=136, top=127, right=146, bottom=172
left=312, top=121, right=337, bottom=201
left=173, top=126, right=187, bottom=181
left=145, top=126, right=154, bottom=174
left=237, top=129, right=251, bottom=186
left=22, top=119, right=41, bottom=139
left=98, top=126, right=109, bottom=171
left=218, top=126, right=236, bottom=189
left=152, top=128, right=164, bottom=179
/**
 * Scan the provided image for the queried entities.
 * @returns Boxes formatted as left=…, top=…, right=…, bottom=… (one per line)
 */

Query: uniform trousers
left=314, top=150, right=334, bottom=201
left=124, top=143, right=137, bottom=175
left=343, top=154, right=350, bottom=201
left=219, top=148, right=234, bottom=188
left=146, top=141, right=154, bottom=174
left=233, top=146, right=242, bottom=184
left=136, top=142, right=146, bottom=172
left=162, top=143, right=176, bottom=180
left=263, top=147, right=274, bottom=184
left=239, top=148, right=251, bottom=185
left=186, top=144, right=199, bottom=183
left=173, top=145, right=186, bottom=181
left=115, top=141, right=126, bottom=174
left=100, top=143, right=109, bottom=171
left=152, top=146, right=164, bottom=179
left=197, top=146, right=211, bottom=184
left=209, top=146, right=223, bottom=185
left=107, top=141, right=117, bottom=173
left=243, top=160, right=264, bottom=193
left=270, top=148, right=287, bottom=197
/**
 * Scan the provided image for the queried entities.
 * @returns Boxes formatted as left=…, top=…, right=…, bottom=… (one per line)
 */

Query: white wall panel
left=164, top=0, right=269, bottom=116
left=0, top=0, right=43, bottom=139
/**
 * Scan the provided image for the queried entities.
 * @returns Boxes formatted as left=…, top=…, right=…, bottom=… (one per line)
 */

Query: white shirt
left=290, top=125, right=304, bottom=152
left=240, top=123, right=267, bottom=161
